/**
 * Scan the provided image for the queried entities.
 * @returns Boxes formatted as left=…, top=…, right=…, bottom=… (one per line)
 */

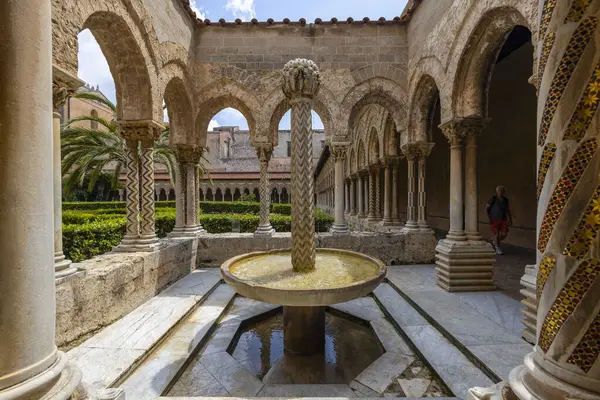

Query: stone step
left=384, top=277, right=531, bottom=382
left=68, top=269, right=222, bottom=392
left=373, top=283, right=495, bottom=399
left=118, top=284, right=236, bottom=399
left=158, top=397, right=461, bottom=399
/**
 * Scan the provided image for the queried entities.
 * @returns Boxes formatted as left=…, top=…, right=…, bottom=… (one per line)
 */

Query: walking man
left=486, top=185, right=512, bottom=255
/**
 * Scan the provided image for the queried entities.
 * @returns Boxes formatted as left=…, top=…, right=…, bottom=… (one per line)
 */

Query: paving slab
left=119, top=285, right=236, bottom=399
left=403, top=325, right=494, bottom=399
left=258, top=384, right=357, bottom=397
left=373, top=284, right=427, bottom=327
left=167, top=361, right=229, bottom=397
left=354, top=352, right=415, bottom=394
left=467, top=343, right=532, bottom=380
left=200, top=352, right=264, bottom=396
left=329, top=296, right=384, bottom=322
left=369, top=317, right=413, bottom=356
left=455, top=291, right=525, bottom=336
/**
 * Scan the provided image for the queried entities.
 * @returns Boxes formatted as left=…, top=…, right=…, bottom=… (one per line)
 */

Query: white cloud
left=208, top=119, right=221, bottom=131
left=225, top=0, right=256, bottom=21
left=77, top=29, right=116, bottom=104
left=190, top=1, right=207, bottom=19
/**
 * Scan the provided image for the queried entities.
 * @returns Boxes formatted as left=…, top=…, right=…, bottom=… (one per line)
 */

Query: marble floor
left=67, top=265, right=531, bottom=399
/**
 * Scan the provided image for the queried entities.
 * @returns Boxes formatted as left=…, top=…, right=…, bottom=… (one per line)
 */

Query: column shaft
left=0, top=0, right=80, bottom=396
left=183, top=162, right=200, bottom=232
left=382, top=162, right=393, bottom=224
left=391, top=162, right=400, bottom=223
left=255, top=147, right=275, bottom=237
left=171, top=161, right=186, bottom=236
left=350, top=178, right=356, bottom=215
left=448, top=137, right=466, bottom=240
left=417, top=145, right=433, bottom=231
left=331, top=148, right=349, bottom=235
left=138, top=141, right=159, bottom=245
left=368, top=169, right=376, bottom=219
left=118, top=140, right=141, bottom=249
left=358, top=175, right=365, bottom=217
left=405, top=156, right=418, bottom=229
left=464, top=134, right=482, bottom=240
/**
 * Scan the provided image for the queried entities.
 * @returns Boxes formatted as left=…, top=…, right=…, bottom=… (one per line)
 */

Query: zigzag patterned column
left=116, top=120, right=164, bottom=252
left=504, top=2, right=600, bottom=399
left=255, top=144, right=275, bottom=237
left=282, top=58, right=320, bottom=273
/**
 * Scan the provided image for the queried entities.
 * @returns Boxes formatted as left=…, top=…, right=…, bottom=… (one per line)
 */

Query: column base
left=254, top=224, right=275, bottom=237
left=54, top=252, right=77, bottom=279
left=113, top=235, right=166, bottom=253
left=381, top=218, right=400, bottom=227
left=508, top=352, right=600, bottom=400
left=183, top=225, right=207, bottom=235
left=435, top=239, right=496, bottom=292
left=330, top=223, right=349, bottom=235
left=519, top=264, right=537, bottom=344
left=0, top=351, right=81, bottom=400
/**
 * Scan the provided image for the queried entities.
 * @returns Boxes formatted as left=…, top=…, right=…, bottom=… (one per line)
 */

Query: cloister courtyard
left=1, top=0, right=600, bottom=399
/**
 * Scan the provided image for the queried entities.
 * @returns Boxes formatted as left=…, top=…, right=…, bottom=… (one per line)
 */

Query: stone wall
left=143, top=0, right=194, bottom=50
left=406, top=0, right=454, bottom=60
left=195, top=232, right=437, bottom=267
left=55, top=238, right=198, bottom=348
left=195, top=23, right=408, bottom=72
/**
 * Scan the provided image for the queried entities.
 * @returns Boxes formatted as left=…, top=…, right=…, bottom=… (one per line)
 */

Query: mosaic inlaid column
left=367, top=167, right=377, bottom=220
left=401, top=143, right=419, bottom=230
left=183, top=147, right=205, bottom=235
left=435, top=120, right=495, bottom=292
left=0, top=2, right=81, bottom=397
left=255, top=144, right=275, bottom=237
left=282, top=58, right=320, bottom=272
left=357, top=173, right=365, bottom=217
left=505, top=2, right=600, bottom=399
left=52, top=66, right=81, bottom=279
left=417, top=142, right=434, bottom=231
left=331, top=144, right=349, bottom=235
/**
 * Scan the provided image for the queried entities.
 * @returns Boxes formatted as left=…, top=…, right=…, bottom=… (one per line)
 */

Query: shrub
left=239, top=193, right=257, bottom=202
left=63, top=201, right=125, bottom=211
left=200, top=201, right=260, bottom=215
left=271, top=203, right=291, bottom=216
left=63, top=218, right=126, bottom=262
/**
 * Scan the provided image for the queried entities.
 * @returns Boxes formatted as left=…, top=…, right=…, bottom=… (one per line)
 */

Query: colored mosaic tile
left=563, top=187, right=600, bottom=259
left=539, top=259, right=600, bottom=353
left=537, top=143, right=557, bottom=201
left=538, top=17, right=598, bottom=146
left=567, top=310, right=600, bottom=373
left=566, top=0, right=593, bottom=23
left=537, top=256, right=557, bottom=299
left=540, top=0, right=558, bottom=39
left=564, top=63, right=600, bottom=141
left=538, top=32, right=556, bottom=78
left=538, top=138, right=598, bottom=253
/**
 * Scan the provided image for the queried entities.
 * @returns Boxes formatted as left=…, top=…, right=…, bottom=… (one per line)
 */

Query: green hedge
left=63, top=209, right=334, bottom=262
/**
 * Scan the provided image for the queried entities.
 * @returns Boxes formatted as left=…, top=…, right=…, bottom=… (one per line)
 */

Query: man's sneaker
left=496, top=247, right=504, bottom=255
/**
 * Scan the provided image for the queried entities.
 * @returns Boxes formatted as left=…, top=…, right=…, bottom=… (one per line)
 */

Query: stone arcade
left=0, top=0, right=599, bottom=399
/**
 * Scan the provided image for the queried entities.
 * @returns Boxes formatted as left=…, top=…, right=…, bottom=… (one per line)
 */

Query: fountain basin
left=221, top=248, right=386, bottom=307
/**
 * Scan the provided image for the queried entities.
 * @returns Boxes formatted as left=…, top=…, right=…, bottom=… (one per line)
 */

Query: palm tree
left=61, top=91, right=182, bottom=195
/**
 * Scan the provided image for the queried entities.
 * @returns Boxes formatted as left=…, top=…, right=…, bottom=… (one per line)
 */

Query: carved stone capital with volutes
left=417, top=142, right=435, bottom=158
left=117, top=120, right=164, bottom=142
left=400, top=143, right=421, bottom=161
left=330, top=143, right=349, bottom=162
left=52, top=65, right=84, bottom=111
left=439, top=117, right=489, bottom=146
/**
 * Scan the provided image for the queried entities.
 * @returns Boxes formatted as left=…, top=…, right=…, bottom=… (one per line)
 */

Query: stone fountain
left=221, top=59, right=386, bottom=355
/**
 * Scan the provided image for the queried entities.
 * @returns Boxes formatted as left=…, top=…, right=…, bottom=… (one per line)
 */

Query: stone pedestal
left=519, top=264, right=537, bottom=344
left=283, top=306, right=326, bottom=355
left=0, top=1, right=81, bottom=397
left=435, top=240, right=496, bottom=292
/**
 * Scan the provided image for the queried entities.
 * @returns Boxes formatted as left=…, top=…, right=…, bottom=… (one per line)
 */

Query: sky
left=78, top=0, right=409, bottom=130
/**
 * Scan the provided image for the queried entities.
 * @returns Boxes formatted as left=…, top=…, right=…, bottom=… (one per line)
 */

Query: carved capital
left=439, top=117, right=489, bottom=146
left=400, top=143, right=421, bottom=160
left=52, top=65, right=83, bottom=111
left=282, top=58, right=321, bottom=100
left=383, top=155, right=403, bottom=166
left=417, top=141, right=435, bottom=158
left=176, top=145, right=203, bottom=164
left=256, top=144, right=273, bottom=163
left=117, top=120, right=164, bottom=142
left=330, top=143, right=349, bottom=162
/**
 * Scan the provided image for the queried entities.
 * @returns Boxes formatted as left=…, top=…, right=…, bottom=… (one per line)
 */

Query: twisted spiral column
left=367, top=168, right=376, bottom=220
left=282, top=58, right=320, bottom=272
left=505, top=2, right=600, bottom=399
left=255, top=144, right=275, bottom=237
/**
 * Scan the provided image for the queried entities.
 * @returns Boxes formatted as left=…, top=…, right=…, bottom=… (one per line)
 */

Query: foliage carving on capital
left=400, top=143, right=421, bottom=160
left=118, top=120, right=164, bottom=142
left=417, top=142, right=435, bottom=158
left=256, top=144, right=273, bottom=163
left=176, top=145, right=203, bottom=165
left=281, top=58, right=322, bottom=100
left=439, top=117, right=489, bottom=145
left=330, top=143, right=349, bottom=162
left=52, top=65, right=83, bottom=111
